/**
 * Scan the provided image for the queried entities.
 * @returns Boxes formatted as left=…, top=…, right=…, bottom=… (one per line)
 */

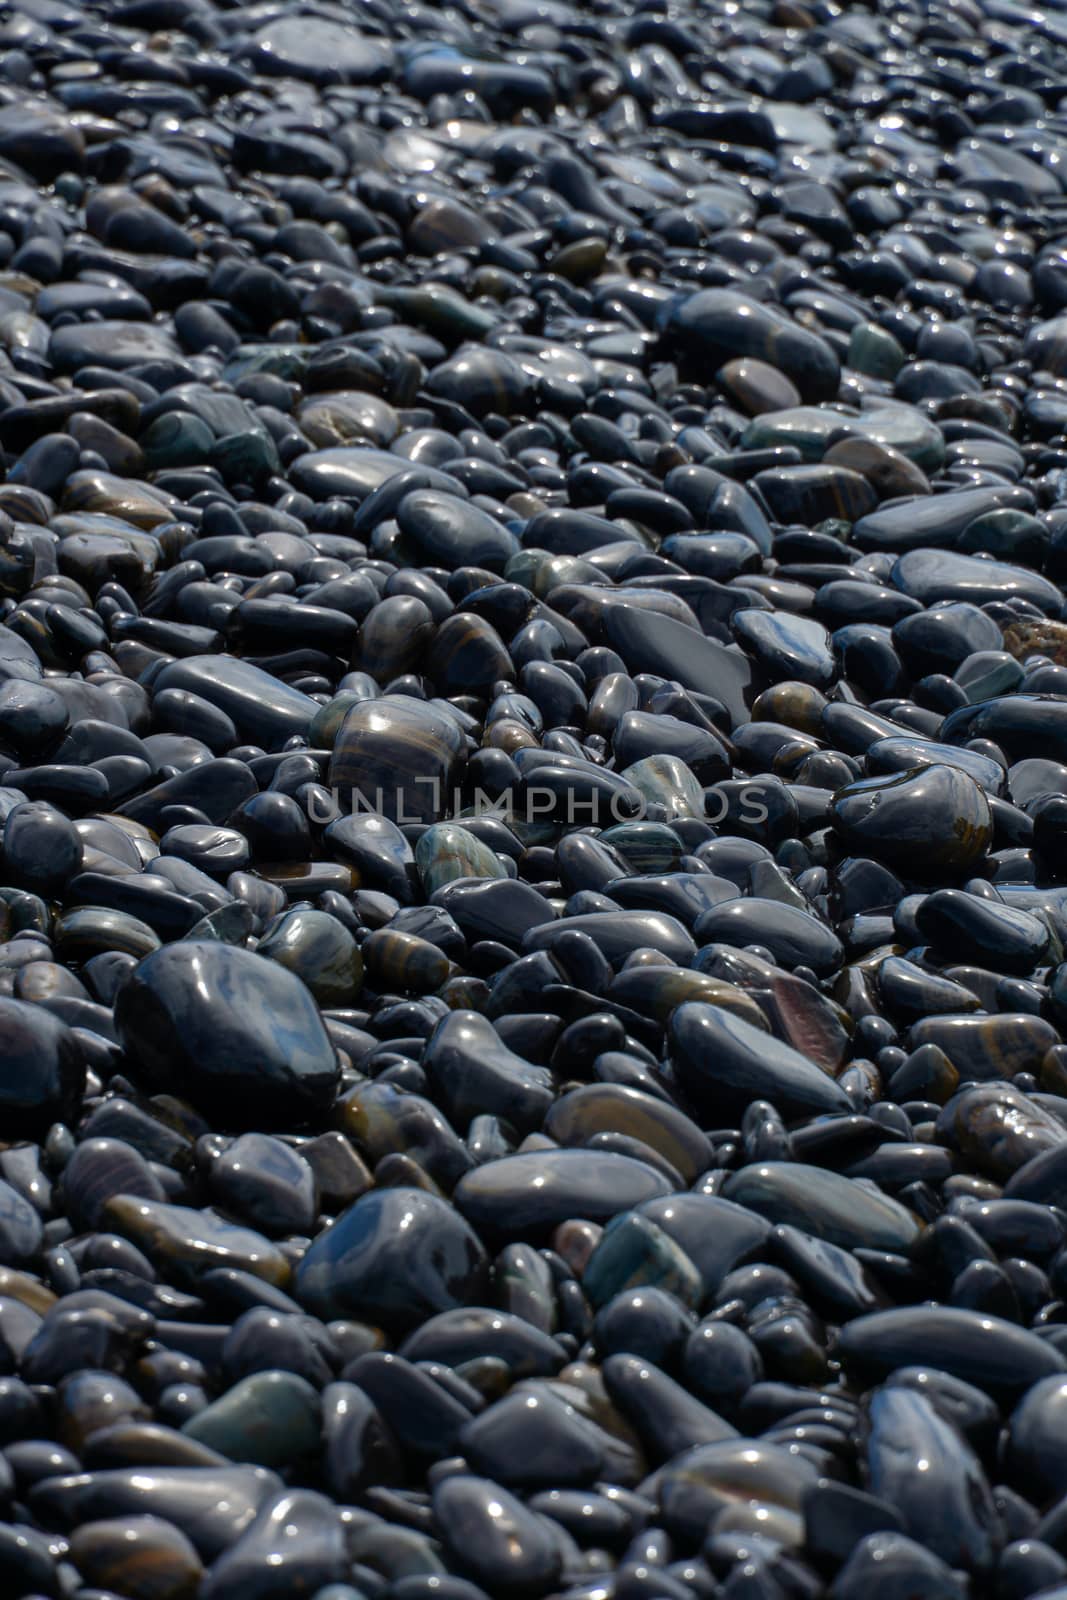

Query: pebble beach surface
left=5, top=0, right=1067, bottom=1596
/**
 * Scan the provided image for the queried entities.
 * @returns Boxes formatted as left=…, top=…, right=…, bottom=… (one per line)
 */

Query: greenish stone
left=743, top=404, right=945, bottom=471
left=957, top=508, right=1048, bottom=562
left=415, top=822, right=509, bottom=896
left=583, top=1212, right=703, bottom=1309
left=212, top=429, right=280, bottom=484
left=374, top=284, right=499, bottom=342
left=600, top=820, right=685, bottom=874
left=504, top=549, right=603, bottom=598
left=955, top=650, right=1024, bottom=705
left=847, top=321, right=905, bottom=380
left=183, top=1370, right=320, bottom=1467
left=141, top=412, right=214, bottom=470
left=622, top=755, right=705, bottom=820
left=222, top=344, right=309, bottom=383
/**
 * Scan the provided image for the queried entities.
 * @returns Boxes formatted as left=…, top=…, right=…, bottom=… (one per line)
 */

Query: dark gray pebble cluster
left=7, top=0, right=1067, bottom=1597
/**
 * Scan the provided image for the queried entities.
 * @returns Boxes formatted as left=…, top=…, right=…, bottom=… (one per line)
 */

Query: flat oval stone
left=102, top=1197, right=289, bottom=1291
left=28, top=1466, right=282, bottom=1562
left=670, top=1004, right=850, bottom=1122
left=544, top=1084, right=711, bottom=1185
left=153, top=657, right=317, bottom=751
left=891, top=548, right=1061, bottom=612
left=454, top=1150, right=671, bottom=1237
left=721, top=1162, right=920, bottom=1252
left=908, top=1014, right=1059, bottom=1081
left=838, top=1307, right=1066, bottom=1396
left=854, top=487, right=1035, bottom=552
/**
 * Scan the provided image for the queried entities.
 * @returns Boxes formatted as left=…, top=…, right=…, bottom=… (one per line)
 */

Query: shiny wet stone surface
left=6, top=0, right=1067, bottom=1598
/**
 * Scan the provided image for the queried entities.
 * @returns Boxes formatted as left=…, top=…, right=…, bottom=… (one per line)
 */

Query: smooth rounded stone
left=199, top=1489, right=347, bottom=1600
left=0, top=679, right=68, bottom=754
left=362, top=927, right=452, bottom=992
left=454, top=1151, right=672, bottom=1238
left=422, top=1011, right=553, bottom=1135
left=102, top=1197, right=289, bottom=1291
left=662, top=290, right=840, bottom=403
left=400, top=1307, right=564, bottom=1377
left=397, top=492, right=518, bottom=572
left=891, top=548, right=1062, bottom=613
left=245, top=17, right=390, bottom=82
left=853, top=486, right=1035, bottom=553
left=28, top=1466, right=282, bottom=1562
left=669, top=1004, right=849, bottom=1122
left=329, top=696, right=466, bottom=823
left=753, top=464, right=876, bottom=527
left=838, top=1308, right=1066, bottom=1397
left=522, top=911, right=696, bottom=968
left=544, top=1085, right=711, bottom=1185
left=831, top=1531, right=968, bottom=1600
left=257, top=910, right=362, bottom=1008
left=865, top=1386, right=999, bottom=1575
left=152, top=658, right=317, bottom=751
left=600, top=606, right=752, bottom=728
left=289, top=447, right=418, bottom=502
left=733, top=609, right=835, bottom=690
left=324, top=812, right=415, bottom=903
left=183, top=1371, right=320, bottom=1470
left=914, top=890, right=1050, bottom=975
left=51, top=321, right=182, bottom=374
left=831, top=765, right=992, bottom=875
left=608, top=965, right=767, bottom=1031
left=433, top=1475, right=562, bottom=1597
left=653, top=1437, right=821, bottom=1544
left=61, top=1137, right=166, bottom=1232
left=693, top=900, right=842, bottom=975
left=68, top=1514, right=203, bottom=1600
left=637, top=1195, right=772, bottom=1301
left=939, top=1084, right=1067, bottom=1181
left=909, top=1014, right=1060, bottom=1082
left=602, top=1352, right=738, bottom=1461
left=942, top=697, right=1067, bottom=765
left=4, top=799, right=81, bottom=894
left=295, top=1187, right=489, bottom=1331
left=433, top=878, right=556, bottom=950
left=416, top=823, right=509, bottom=897
left=0, top=997, right=84, bottom=1135
left=584, top=1211, right=702, bottom=1309
left=114, top=943, right=339, bottom=1129
left=1007, top=1377, right=1067, bottom=1506
left=717, top=357, right=800, bottom=415
left=721, top=1163, right=920, bottom=1253
left=458, top=1388, right=606, bottom=1488
left=744, top=404, right=944, bottom=471
left=866, top=737, right=1006, bottom=796
left=208, top=1134, right=318, bottom=1239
